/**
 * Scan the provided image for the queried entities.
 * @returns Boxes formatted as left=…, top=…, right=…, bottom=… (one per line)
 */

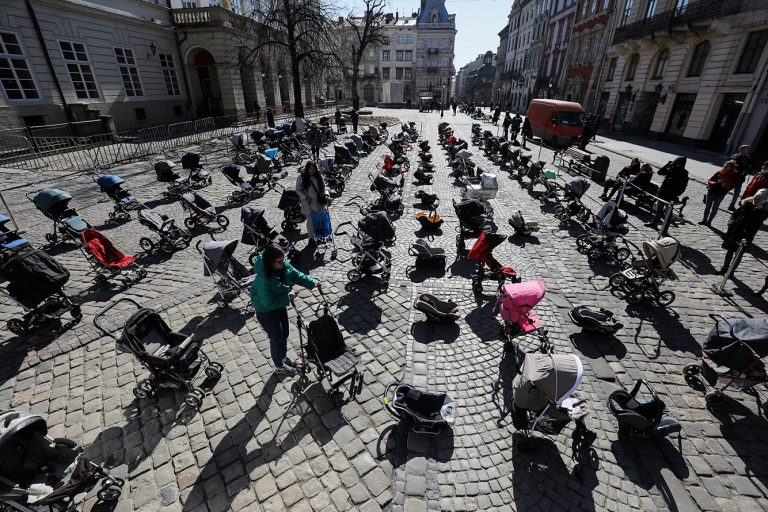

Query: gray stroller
left=198, top=239, right=254, bottom=308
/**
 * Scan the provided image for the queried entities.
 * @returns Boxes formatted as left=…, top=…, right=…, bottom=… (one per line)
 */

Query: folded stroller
left=608, top=380, right=681, bottom=437
left=152, top=159, right=189, bottom=199
left=0, top=409, right=124, bottom=511
left=468, top=230, right=518, bottom=293
left=0, top=247, right=81, bottom=336
left=416, top=210, right=443, bottom=230
left=277, top=189, right=306, bottom=230
left=180, top=151, right=212, bottom=188
left=683, top=314, right=768, bottom=407
left=199, top=239, right=254, bottom=308
left=453, top=198, right=492, bottom=250
left=568, top=305, right=623, bottom=335
left=576, top=200, right=631, bottom=263
left=609, top=237, right=679, bottom=306
left=508, top=210, right=540, bottom=236
left=221, top=165, right=259, bottom=205
left=180, top=192, right=229, bottom=231
left=408, top=239, right=446, bottom=267
left=28, top=189, right=92, bottom=245
left=496, top=279, right=550, bottom=353
left=137, top=208, right=192, bottom=254
left=79, top=229, right=147, bottom=285
left=413, top=293, right=460, bottom=323
left=240, top=206, right=299, bottom=264
left=384, top=383, right=456, bottom=434
left=511, top=353, right=595, bottom=452
left=93, top=174, right=143, bottom=220
left=93, top=298, right=223, bottom=408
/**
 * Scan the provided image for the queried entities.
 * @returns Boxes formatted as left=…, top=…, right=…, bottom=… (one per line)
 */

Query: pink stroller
left=496, top=279, right=551, bottom=362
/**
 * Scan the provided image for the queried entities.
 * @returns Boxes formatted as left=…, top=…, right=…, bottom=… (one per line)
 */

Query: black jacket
left=657, top=156, right=689, bottom=200
left=722, top=202, right=768, bottom=250
left=730, top=152, right=753, bottom=183
left=267, top=110, right=275, bottom=128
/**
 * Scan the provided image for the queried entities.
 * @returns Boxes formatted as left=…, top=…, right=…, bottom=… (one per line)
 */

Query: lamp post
left=441, top=84, right=445, bottom=117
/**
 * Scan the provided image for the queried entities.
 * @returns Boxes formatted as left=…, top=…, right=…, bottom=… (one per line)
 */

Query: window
left=735, top=30, right=768, bottom=74
left=621, top=0, right=633, bottom=26
left=395, top=67, right=403, bottom=79
left=559, top=111, right=584, bottom=126
left=382, top=67, right=390, bottom=79
left=404, top=68, right=412, bottom=79
left=687, top=41, right=709, bottom=77
left=404, top=50, right=412, bottom=61
left=182, top=1, right=195, bottom=7
left=396, top=50, right=404, bottom=61
left=591, top=0, right=598, bottom=14
left=59, top=41, right=99, bottom=99
left=674, top=0, right=688, bottom=13
left=603, top=0, right=609, bottom=9
left=383, top=50, right=390, bottom=61
left=581, top=0, right=588, bottom=18
left=606, top=56, right=617, bottom=81
left=625, top=53, right=639, bottom=80
left=383, top=36, right=390, bottom=45
left=397, top=35, right=404, bottom=45
left=0, top=32, right=39, bottom=100
left=406, top=35, right=413, bottom=44
left=114, top=48, right=142, bottom=96
left=644, top=0, right=656, bottom=19
left=652, top=48, right=669, bottom=79
left=159, top=53, right=180, bottom=95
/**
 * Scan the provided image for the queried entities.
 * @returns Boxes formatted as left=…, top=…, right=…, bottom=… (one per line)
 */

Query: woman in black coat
left=717, top=189, right=768, bottom=274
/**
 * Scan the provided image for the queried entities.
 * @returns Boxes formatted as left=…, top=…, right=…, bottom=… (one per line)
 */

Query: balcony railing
left=172, top=6, right=259, bottom=32
left=613, top=0, right=742, bottom=45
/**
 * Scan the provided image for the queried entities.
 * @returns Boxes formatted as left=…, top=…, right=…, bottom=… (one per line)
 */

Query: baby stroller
left=683, top=314, right=768, bottom=408
left=319, top=158, right=346, bottom=196
left=28, top=189, right=92, bottom=245
left=246, top=149, right=286, bottom=190
left=508, top=210, right=540, bottom=236
left=221, top=164, right=259, bottom=205
left=496, top=279, right=550, bottom=354
left=413, top=293, right=460, bottom=323
left=0, top=409, right=124, bottom=511
left=152, top=159, right=189, bottom=199
left=553, top=178, right=592, bottom=224
left=93, top=298, right=223, bottom=408
left=384, top=383, right=456, bottom=434
left=461, top=172, right=498, bottom=217
left=608, top=237, right=679, bottom=306
left=292, top=295, right=364, bottom=403
left=179, top=192, right=229, bottom=231
left=136, top=208, right=192, bottom=254
left=468, top=230, right=519, bottom=293
left=93, top=174, right=143, bottom=220
left=199, top=239, right=254, bottom=308
left=334, top=143, right=358, bottom=167
left=568, top=305, right=623, bottom=335
left=277, top=189, right=306, bottom=231
left=453, top=198, right=491, bottom=251
left=608, top=380, right=681, bottom=437
left=79, top=229, right=147, bottom=286
left=363, top=174, right=404, bottom=216
left=335, top=219, right=392, bottom=284
left=575, top=200, right=631, bottom=263
left=180, top=151, right=212, bottom=188
left=241, top=206, right=300, bottom=264
left=0, top=247, right=81, bottom=336
left=511, top=353, right=595, bottom=452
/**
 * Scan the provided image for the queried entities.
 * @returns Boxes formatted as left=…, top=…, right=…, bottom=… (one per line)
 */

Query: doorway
left=363, top=84, right=375, bottom=103
left=191, top=49, right=222, bottom=118
left=708, top=93, right=746, bottom=151
left=664, top=93, right=696, bottom=143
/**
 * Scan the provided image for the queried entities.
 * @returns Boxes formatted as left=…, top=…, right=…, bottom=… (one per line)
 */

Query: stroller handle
left=93, top=297, right=142, bottom=340
left=334, top=220, right=352, bottom=236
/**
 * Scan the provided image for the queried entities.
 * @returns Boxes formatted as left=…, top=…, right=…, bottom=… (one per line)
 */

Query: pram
left=496, top=279, right=551, bottom=354
left=468, top=230, right=519, bottom=293
left=358, top=210, right=396, bottom=246
left=198, top=239, right=254, bottom=308
left=179, top=192, right=229, bottom=231
left=319, top=158, right=346, bottom=196
left=408, top=239, right=447, bottom=267
left=152, top=159, right=190, bottom=199
left=245, top=148, right=286, bottom=190
left=568, top=305, right=623, bottom=335
left=93, top=174, right=143, bottom=220
left=384, top=383, right=456, bottom=434
left=683, top=314, right=768, bottom=407
left=179, top=151, right=212, bottom=188
left=449, top=149, right=476, bottom=180
left=608, top=380, right=681, bottom=437
left=413, top=293, right=460, bottom=323
left=277, top=190, right=306, bottom=231
left=354, top=174, right=403, bottom=216
left=0, top=248, right=81, bottom=336
left=553, top=178, right=592, bottom=224
left=453, top=198, right=491, bottom=251
left=28, top=189, right=92, bottom=245
left=241, top=206, right=300, bottom=264
left=221, top=164, right=260, bottom=205
left=93, top=298, right=223, bottom=408
left=79, top=229, right=147, bottom=286
left=292, top=295, right=364, bottom=402
left=575, top=200, right=631, bottom=263
left=508, top=210, right=540, bottom=236
left=334, top=143, right=358, bottom=167
left=0, top=409, right=124, bottom=511
left=335, top=218, right=392, bottom=284
left=461, top=172, right=498, bottom=217
left=136, top=208, right=192, bottom=254
left=511, top=353, right=595, bottom=452
left=608, top=237, right=679, bottom=306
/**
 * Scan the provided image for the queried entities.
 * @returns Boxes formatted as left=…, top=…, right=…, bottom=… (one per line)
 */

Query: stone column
left=218, top=65, right=247, bottom=118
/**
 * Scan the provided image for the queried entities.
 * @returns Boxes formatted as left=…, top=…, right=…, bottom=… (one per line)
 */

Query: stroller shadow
left=410, top=320, right=460, bottom=344
left=414, top=226, right=443, bottom=239
left=507, top=234, right=540, bottom=247
left=586, top=256, right=622, bottom=277
left=405, top=264, right=446, bottom=283
left=336, top=288, right=384, bottom=334
left=490, top=345, right=518, bottom=426
left=448, top=257, right=475, bottom=279
left=375, top=422, right=455, bottom=471
left=624, top=304, right=701, bottom=357
left=678, top=244, right=716, bottom=275
left=465, top=299, right=503, bottom=343
left=181, top=308, right=248, bottom=338
left=142, top=197, right=176, bottom=209
left=570, top=331, right=627, bottom=361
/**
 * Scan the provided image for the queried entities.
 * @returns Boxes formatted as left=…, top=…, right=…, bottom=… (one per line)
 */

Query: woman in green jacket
left=251, top=244, right=320, bottom=376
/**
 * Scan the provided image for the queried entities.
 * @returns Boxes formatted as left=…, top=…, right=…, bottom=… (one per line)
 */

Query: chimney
left=395, top=11, right=398, bottom=23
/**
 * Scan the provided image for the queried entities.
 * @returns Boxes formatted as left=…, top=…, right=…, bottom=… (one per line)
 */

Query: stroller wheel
left=626, top=289, right=643, bottom=304
left=133, top=380, right=155, bottom=400
left=185, top=390, right=204, bottom=410
left=48, top=318, right=64, bottom=335
left=184, top=217, right=197, bottom=229
left=139, top=237, right=155, bottom=253
left=615, top=247, right=631, bottom=262
left=655, top=290, right=675, bottom=307
left=347, top=269, right=362, bottom=282
left=45, top=232, right=58, bottom=244
left=682, top=364, right=700, bottom=377
left=281, top=219, right=291, bottom=231
left=180, top=230, right=193, bottom=243
left=215, top=215, right=229, bottom=229
left=608, top=273, right=626, bottom=288
left=7, top=318, right=28, bottom=336
left=160, top=240, right=175, bottom=254
left=97, top=484, right=122, bottom=502
left=205, top=365, right=222, bottom=379
left=553, top=205, right=565, bottom=221
left=70, top=305, right=83, bottom=322
left=587, top=247, right=602, bottom=260
left=575, top=235, right=591, bottom=254
left=705, top=392, right=726, bottom=406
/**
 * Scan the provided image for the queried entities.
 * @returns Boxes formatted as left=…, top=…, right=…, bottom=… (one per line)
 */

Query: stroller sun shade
left=467, top=231, right=506, bottom=260
left=358, top=211, right=395, bottom=243
left=96, top=175, right=125, bottom=191
left=222, top=164, right=245, bottom=182
left=513, top=354, right=584, bottom=411
left=595, top=200, right=627, bottom=231
left=642, top=237, right=679, bottom=270
left=181, top=152, right=201, bottom=169
left=202, top=239, right=239, bottom=276
left=33, top=189, right=72, bottom=214
left=137, top=208, right=170, bottom=231
left=230, top=132, right=248, bottom=148
left=565, top=178, right=591, bottom=198
left=703, top=317, right=768, bottom=371
left=0, top=248, right=70, bottom=307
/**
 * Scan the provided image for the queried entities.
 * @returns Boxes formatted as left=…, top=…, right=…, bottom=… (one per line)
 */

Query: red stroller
left=496, top=279, right=551, bottom=359
left=80, top=229, right=147, bottom=285
left=468, top=230, right=519, bottom=293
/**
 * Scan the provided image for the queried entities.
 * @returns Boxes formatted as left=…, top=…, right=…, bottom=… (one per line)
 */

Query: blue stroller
left=93, top=174, right=144, bottom=220
left=28, top=189, right=92, bottom=245
left=311, top=210, right=338, bottom=260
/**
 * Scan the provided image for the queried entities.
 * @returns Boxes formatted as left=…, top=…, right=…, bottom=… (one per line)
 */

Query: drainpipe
left=24, top=0, right=73, bottom=122
left=725, top=54, right=768, bottom=155
left=166, top=0, right=194, bottom=118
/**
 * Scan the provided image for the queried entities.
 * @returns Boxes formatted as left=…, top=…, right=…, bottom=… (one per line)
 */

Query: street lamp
left=654, top=82, right=667, bottom=104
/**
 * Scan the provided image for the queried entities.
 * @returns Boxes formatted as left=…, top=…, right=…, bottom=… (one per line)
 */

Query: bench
left=556, top=147, right=609, bottom=183
left=616, top=181, right=689, bottom=225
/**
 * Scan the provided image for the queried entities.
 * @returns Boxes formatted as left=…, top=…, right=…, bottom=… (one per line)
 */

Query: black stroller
left=0, top=409, right=124, bottom=511
left=136, top=208, right=192, bottom=254
left=240, top=206, right=299, bottom=264
left=180, top=151, right=212, bottom=188
left=179, top=192, right=229, bottom=231
left=94, top=298, right=223, bottom=409
left=93, top=174, right=143, bottom=220
left=28, top=189, right=92, bottom=245
left=152, top=159, right=190, bottom=199
left=413, top=293, right=460, bottom=323
left=575, top=200, right=631, bottom=263
left=453, top=198, right=491, bottom=251
left=384, top=383, right=456, bottom=434
left=199, top=239, right=254, bottom=308
left=1, top=204, right=29, bottom=262
left=245, top=148, right=286, bottom=191
left=0, top=247, right=81, bottom=336
left=335, top=218, right=393, bottom=284
left=334, top=143, right=358, bottom=167
left=221, top=164, right=260, bottom=205
left=553, top=178, right=592, bottom=225
left=277, top=190, right=306, bottom=231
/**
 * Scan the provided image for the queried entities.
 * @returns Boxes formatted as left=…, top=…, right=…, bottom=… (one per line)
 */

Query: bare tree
left=345, top=0, right=388, bottom=110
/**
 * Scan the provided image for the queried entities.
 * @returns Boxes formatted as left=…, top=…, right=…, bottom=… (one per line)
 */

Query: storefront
left=664, top=93, right=697, bottom=143
left=708, top=93, right=747, bottom=152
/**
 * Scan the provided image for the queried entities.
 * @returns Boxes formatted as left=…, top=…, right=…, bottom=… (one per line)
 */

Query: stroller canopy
left=96, top=175, right=125, bottom=191
left=456, top=149, right=473, bottom=160
left=222, top=164, right=245, bottom=183
left=0, top=410, right=47, bottom=450
left=33, top=189, right=71, bottom=213
left=467, top=230, right=506, bottom=260
left=513, top=353, right=584, bottom=412
left=318, top=158, right=334, bottom=174
left=137, top=208, right=170, bottom=231
left=264, top=147, right=279, bottom=160
left=480, top=173, right=498, bottom=190
left=642, top=237, right=679, bottom=270
left=373, top=174, right=398, bottom=191
left=0, top=248, right=70, bottom=307
left=565, top=178, right=590, bottom=198
left=499, top=279, right=545, bottom=314
left=81, top=230, right=136, bottom=268
left=241, top=206, right=270, bottom=233
left=202, top=239, right=238, bottom=276
left=181, top=152, right=201, bottom=169
left=704, top=317, right=768, bottom=371
left=455, top=198, right=485, bottom=220
left=595, top=200, right=627, bottom=230
left=230, top=132, right=248, bottom=148
left=181, top=192, right=214, bottom=214
left=358, top=211, right=395, bottom=243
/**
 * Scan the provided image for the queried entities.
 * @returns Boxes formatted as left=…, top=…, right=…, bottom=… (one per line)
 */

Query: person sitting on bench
left=601, top=158, right=640, bottom=200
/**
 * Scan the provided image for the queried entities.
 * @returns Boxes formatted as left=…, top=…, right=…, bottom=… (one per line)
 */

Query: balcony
left=427, top=48, right=439, bottom=54
left=172, top=6, right=261, bottom=32
left=613, top=0, right=742, bottom=45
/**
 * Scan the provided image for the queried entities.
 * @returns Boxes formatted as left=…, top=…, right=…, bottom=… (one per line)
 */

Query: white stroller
left=608, top=237, right=679, bottom=306
left=461, top=171, right=498, bottom=217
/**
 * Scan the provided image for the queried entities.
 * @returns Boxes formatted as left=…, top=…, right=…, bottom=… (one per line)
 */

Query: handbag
left=311, top=210, right=332, bottom=238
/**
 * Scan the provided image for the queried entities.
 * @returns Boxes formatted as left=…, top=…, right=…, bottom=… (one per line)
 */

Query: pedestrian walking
left=492, top=106, right=501, bottom=126
left=254, top=101, right=261, bottom=123
left=716, top=188, right=768, bottom=275
left=521, top=117, right=533, bottom=149
left=295, top=161, right=328, bottom=245
left=350, top=109, right=359, bottom=134
left=307, top=123, right=323, bottom=161
left=728, top=145, right=753, bottom=211
left=266, top=108, right=275, bottom=128
left=601, top=158, right=641, bottom=200
left=510, top=112, right=522, bottom=141
left=452, top=98, right=457, bottom=115
left=578, top=114, right=596, bottom=150
left=502, top=112, right=512, bottom=140
left=741, top=160, right=768, bottom=199
left=700, top=160, right=740, bottom=227
left=334, top=107, right=342, bottom=133
left=645, top=156, right=689, bottom=229
left=251, top=244, right=320, bottom=377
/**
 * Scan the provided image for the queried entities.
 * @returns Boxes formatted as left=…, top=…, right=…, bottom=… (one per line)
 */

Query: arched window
left=652, top=48, right=670, bottom=79
left=687, top=41, right=710, bottom=77
left=625, top=53, right=639, bottom=80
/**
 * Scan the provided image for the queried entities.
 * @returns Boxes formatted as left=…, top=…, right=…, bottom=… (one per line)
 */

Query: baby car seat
left=608, top=380, right=681, bottom=438
left=568, top=305, right=623, bottom=335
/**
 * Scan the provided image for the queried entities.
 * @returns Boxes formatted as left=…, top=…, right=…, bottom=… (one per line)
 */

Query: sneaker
left=307, top=238, right=316, bottom=247
left=698, top=220, right=708, bottom=225
left=715, top=268, right=726, bottom=276
left=282, top=356, right=303, bottom=368
left=275, top=366, right=298, bottom=377
left=643, top=222, right=658, bottom=228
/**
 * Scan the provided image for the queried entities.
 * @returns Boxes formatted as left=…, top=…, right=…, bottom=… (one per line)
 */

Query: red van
left=526, top=99, right=585, bottom=147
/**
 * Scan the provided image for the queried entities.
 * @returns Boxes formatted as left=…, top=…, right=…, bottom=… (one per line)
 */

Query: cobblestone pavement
left=1, top=108, right=767, bottom=512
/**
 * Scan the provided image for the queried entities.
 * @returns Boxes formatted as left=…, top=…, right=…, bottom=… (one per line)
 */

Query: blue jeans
left=703, top=192, right=725, bottom=224
left=256, top=307, right=290, bottom=367
left=729, top=180, right=744, bottom=208
left=649, top=199, right=667, bottom=225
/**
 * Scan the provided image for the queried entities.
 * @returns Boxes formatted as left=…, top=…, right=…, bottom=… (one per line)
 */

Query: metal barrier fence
left=0, top=104, right=344, bottom=173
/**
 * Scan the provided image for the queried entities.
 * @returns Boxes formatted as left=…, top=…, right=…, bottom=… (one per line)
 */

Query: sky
left=340, top=0, right=509, bottom=74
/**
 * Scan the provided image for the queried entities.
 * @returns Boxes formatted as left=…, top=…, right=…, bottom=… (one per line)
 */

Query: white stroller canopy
left=480, top=173, right=498, bottom=190
left=230, top=132, right=248, bottom=147
left=456, top=149, right=473, bottom=160
left=512, top=353, right=584, bottom=412
left=643, top=237, right=679, bottom=270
